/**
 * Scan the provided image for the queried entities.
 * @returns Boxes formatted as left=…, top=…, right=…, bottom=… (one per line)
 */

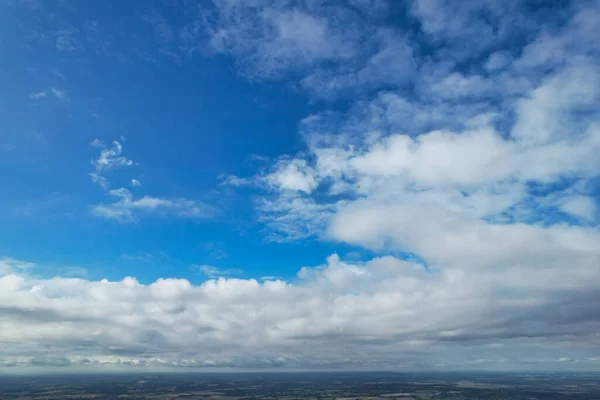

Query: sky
left=0, top=0, right=599, bottom=372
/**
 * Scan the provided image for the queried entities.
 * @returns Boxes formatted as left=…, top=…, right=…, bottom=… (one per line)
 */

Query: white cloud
left=328, top=202, right=600, bottom=271
left=266, top=158, right=318, bottom=193
left=130, top=179, right=142, bottom=187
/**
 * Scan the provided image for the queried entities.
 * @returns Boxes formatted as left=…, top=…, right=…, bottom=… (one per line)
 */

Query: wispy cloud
left=0, top=257, right=36, bottom=275
left=89, top=204, right=134, bottom=222
left=121, top=252, right=153, bottom=262
left=88, top=172, right=109, bottom=189
left=91, top=190, right=215, bottom=223
left=51, top=88, right=68, bottom=101
left=87, top=140, right=213, bottom=222
left=90, top=138, right=105, bottom=149
left=91, top=140, right=135, bottom=172
left=202, top=241, right=228, bottom=260
left=29, top=91, right=47, bottom=99
left=88, top=140, right=136, bottom=189
left=218, top=174, right=252, bottom=187
left=28, top=88, right=68, bottom=101
left=62, top=266, right=88, bottom=277
left=55, top=26, right=83, bottom=52
left=191, top=264, right=243, bottom=279
left=260, top=275, right=282, bottom=281
left=201, top=1, right=382, bottom=82
left=141, top=10, right=180, bottom=63
left=11, top=192, right=70, bottom=219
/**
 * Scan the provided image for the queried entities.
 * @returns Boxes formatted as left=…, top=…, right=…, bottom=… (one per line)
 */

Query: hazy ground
left=0, top=372, right=599, bottom=400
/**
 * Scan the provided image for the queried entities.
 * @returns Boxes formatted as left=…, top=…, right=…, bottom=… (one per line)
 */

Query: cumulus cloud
left=130, top=179, right=142, bottom=187
left=266, top=158, right=319, bottom=193
left=184, top=0, right=600, bottom=370
left=233, top=0, right=600, bottom=243
left=1, top=249, right=599, bottom=370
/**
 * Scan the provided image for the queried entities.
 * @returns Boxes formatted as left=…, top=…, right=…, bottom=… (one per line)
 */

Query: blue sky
left=1, top=0, right=335, bottom=283
left=1, top=0, right=600, bottom=371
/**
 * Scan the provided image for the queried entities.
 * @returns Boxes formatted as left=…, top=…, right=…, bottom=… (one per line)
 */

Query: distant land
left=1, top=371, right=599, bottom=399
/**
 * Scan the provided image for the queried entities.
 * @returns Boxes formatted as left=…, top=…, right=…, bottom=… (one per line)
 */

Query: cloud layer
left=1, top=244, right=599, bottom=370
